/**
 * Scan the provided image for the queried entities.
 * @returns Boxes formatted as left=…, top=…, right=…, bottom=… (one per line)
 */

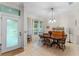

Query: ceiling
left=24, top=2, right=79, bottom=18
left=1, top=2, right=79, bottom=19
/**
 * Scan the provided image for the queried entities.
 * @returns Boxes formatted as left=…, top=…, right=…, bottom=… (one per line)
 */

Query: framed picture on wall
left=46, top=26, right=50, bottom=29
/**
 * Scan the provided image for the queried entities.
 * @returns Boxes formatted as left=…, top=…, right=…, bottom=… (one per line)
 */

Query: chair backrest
left=51, top=31, right=64, bottom=39
left=48, top=31, right=52, bottom=36
left=52, top=27, right=64, bottom=31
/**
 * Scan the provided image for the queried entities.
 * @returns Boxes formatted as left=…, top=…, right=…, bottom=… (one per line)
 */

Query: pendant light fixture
left=48, top=8, right=56, bottom=23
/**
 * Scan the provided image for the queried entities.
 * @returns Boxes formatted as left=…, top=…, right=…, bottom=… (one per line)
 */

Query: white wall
left=19, top=3, right=24, bottom=48
left=24, top=3, right=28, bottom=49
left=68, top=5, right=79, bottom=44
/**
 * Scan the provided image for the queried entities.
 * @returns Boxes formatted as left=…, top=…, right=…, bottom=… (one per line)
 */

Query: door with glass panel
left=33, top=20, right=44, bottom=40
left=1, top=16, right=21, bottom=53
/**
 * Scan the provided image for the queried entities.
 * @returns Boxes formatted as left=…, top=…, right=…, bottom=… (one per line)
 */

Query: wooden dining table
left=39, top=34, right=67, bottom=50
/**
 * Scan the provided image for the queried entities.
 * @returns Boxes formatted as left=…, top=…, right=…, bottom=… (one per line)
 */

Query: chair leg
left=61, top=44, right=66, bottom=51
left=63, top=44, right=66, bottom=50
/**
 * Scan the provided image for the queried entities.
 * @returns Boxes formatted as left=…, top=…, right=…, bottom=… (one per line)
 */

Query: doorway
left=1, top=15, right=21, bottom=53
left=32, top=20, right=44, bottom=42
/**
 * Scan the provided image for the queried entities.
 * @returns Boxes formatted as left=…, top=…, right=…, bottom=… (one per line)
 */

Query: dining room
left=1, top=2, right=79, bottom=56
left=20, top=2, right=79, bottom=56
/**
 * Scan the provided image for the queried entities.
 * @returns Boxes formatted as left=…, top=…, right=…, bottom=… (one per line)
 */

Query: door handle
left=19, top=32, right=21, bottom=36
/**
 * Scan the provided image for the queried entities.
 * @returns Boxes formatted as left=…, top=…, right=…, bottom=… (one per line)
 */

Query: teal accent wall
left=0, top=4, right=20, bottom=16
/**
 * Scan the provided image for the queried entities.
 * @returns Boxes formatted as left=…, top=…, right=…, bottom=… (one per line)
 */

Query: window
left=0, top=4, right=20, bottom=16
left=33, top=20, right=43, bottom=35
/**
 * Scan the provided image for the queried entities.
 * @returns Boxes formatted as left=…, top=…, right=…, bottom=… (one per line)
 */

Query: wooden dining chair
left=51, top=31, right=67, bottom=50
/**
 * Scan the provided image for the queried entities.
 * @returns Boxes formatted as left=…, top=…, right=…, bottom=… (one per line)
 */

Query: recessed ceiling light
left=68, top=2, right=73, bottom=5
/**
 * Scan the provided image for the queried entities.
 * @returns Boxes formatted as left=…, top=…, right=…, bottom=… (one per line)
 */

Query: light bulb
left=48, top=20, right=52, bottom=23
left=53, top=19, right=56, bottom=22
left=51, top=20, right=54, bottom=23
